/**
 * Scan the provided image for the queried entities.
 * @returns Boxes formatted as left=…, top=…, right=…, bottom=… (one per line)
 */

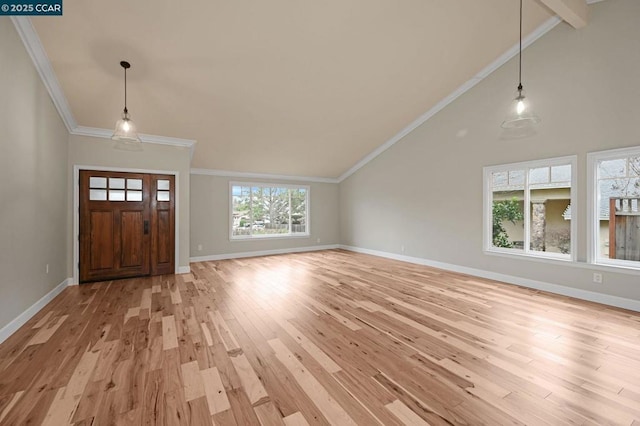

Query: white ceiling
left=31, top=1, right=560, bottom=178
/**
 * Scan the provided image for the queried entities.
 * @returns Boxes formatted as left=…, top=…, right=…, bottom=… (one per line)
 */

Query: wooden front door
left=80, top=170, right=175, bottom=283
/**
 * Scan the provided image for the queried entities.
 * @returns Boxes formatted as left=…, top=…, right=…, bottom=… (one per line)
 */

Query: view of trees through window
left=485, top=150, right=640, bottom=270
left=487, top=159, right=574, bottom=258
left=595, top=154, right=640, bottom=264
left=231, top=184, right=308, bottom=238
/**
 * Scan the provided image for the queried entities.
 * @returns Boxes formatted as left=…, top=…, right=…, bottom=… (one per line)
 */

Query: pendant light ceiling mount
left=112, top=59, right=141, bottom=144
left=501, top=0, right=541, bottom=130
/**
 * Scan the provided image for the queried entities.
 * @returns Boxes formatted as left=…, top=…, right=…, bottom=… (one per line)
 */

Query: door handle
left=144, top=220, right=149, bottom=235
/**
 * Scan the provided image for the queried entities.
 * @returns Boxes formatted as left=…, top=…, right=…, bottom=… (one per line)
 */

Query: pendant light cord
left=518, top=0, right=523, bottom=92
left=123, top=65, right=128, bottom=114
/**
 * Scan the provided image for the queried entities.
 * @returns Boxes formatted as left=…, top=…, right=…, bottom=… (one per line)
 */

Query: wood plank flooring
left=1, top=249, right=639, bottom=425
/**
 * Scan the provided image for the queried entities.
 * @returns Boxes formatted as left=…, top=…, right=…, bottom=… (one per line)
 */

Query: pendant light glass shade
left=112, top=60, right=141, bottom=145
left=112, top=110, right=139, bottom=141
left=501, top=0, right=540, bottom=130
left=501, top=86, right=541, bottom=129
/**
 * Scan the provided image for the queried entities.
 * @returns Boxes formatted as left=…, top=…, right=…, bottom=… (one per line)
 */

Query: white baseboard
left=177, top=266, right=191, bottom=274
left=339, top=245, right=640, bottom=313
left=0, top=277, right=72, bottom=344
left=190, top=244, right=340, bottom=263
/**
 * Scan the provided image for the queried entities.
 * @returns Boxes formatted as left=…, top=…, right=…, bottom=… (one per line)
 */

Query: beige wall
left=340, top=0, right=640, bottom=302
left=67, top=135, right=191, bottom=276
left=3, top=0, right=640, bottom=336
left=0, top=18, right=69, bottom=330
left=190, top=174, right=339, bottom=258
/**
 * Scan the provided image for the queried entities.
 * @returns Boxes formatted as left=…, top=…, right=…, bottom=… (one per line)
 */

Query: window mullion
left=249, top=187, right=253, bottom=237
left=524, top=169, right=531, bottom=254
left=288, top=190, right=292, bottom=235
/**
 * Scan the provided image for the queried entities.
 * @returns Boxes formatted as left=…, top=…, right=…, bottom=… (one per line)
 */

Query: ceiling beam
left=538, top=0, right=588, bottom=28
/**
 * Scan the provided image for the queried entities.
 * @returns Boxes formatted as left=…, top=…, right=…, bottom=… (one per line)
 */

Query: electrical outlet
left=401, top=245, right=405, bottom=253
left=46, top=264, right=49, bottom=274
left=593, top=272, right=603, bottom=284
left=317, top=238, right=321, bottom=243
left=197, top=244, right=202, bottom=251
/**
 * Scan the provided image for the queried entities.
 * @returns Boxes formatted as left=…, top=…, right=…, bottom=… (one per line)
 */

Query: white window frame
left=587, top=146, right=640, bottom=271
left=483, top=155, right=577, bottom=261
left=229, top=181, right=310, bottom=241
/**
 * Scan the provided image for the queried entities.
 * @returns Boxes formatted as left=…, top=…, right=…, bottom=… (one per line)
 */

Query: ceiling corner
left=11, top=16, right=76, bottom=132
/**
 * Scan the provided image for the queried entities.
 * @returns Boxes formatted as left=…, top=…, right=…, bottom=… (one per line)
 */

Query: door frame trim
left=73, top=165, right=181, bottom=285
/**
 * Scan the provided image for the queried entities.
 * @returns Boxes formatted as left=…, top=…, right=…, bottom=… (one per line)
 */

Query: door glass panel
left=127, top=178, right=142, bottom=190
left=109, top=190, right=125, bottom=201
left=109, top=178, right=125, bottom=189
left=157, top=180, right=170, bottom=190
left=157, top=191, right=170, bottom=201
left=89, top=177, right=107, bottom=188
left=89, top=189, right=107, bottom=201
left=127, top=190, right=143, bottom=201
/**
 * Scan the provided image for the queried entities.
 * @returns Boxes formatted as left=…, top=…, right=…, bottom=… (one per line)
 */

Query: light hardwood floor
left=1, top=249, right=639, bottom=425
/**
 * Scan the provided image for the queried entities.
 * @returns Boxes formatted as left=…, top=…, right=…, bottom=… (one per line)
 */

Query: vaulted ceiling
left=31, top=1, right=580, bottom=178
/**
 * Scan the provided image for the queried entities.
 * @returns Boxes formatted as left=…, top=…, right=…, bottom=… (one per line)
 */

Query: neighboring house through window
left=588, top=146, right=640, bottom=270
left=484, top=156, right=577, bottom=260
left=230, top=182, right=309, bottom=239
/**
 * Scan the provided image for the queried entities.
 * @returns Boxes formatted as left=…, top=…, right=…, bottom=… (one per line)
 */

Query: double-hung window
left=588, top=147, right=640, bottom=269
left=484, top=156, right=577, bottom=260
left=230, top=182, right=309, bottom=240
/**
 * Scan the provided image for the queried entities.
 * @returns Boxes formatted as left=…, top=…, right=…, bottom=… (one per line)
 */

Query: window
left=484, top=156, right=576, bottom=260
left=230, top=182, right=309, bottom=239
left=157, top=179, right=171, bottom=201
left=588, top=146, right=640, bottom=269
left=89, top=176, right=143, bottom=202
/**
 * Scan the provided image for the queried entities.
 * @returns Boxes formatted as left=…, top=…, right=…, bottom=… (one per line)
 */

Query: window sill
left=592, top=259, right=640, bottom=274
left=485, top=248, right=572, bottom=262
left=484, top=250, right=640, bottom=275
left=230, top=234, right=310, bottom=242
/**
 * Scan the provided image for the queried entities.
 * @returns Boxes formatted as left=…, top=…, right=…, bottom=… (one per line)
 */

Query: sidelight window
left=157, top=179, right=171, bottom=201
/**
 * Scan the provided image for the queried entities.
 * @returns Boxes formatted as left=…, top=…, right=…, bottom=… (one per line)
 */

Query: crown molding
left=11, top=17, right=197, bottom=159
left=71, top=126, right=197, bottom=159
left=191, top=168, right=339, bottom=184
left=11, top=16, right=76, bottom=132
left=14, top=3, right=602, bottom=180
left=337, top=15, right=564, bottom=183
left=337, top=0, right=604, bottom=182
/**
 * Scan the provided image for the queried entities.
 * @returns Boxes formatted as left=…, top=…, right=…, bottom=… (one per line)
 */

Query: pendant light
left=501, top=0, right=541, bottom=129
left=112, top=60, right=141, bottom=143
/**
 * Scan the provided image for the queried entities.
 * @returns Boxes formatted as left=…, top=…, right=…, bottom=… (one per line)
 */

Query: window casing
left=484, top=156, right=577, bottom=260
left=230, top=182, right=310, bottom=240
left=588, top=146, right=640, bottom=270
